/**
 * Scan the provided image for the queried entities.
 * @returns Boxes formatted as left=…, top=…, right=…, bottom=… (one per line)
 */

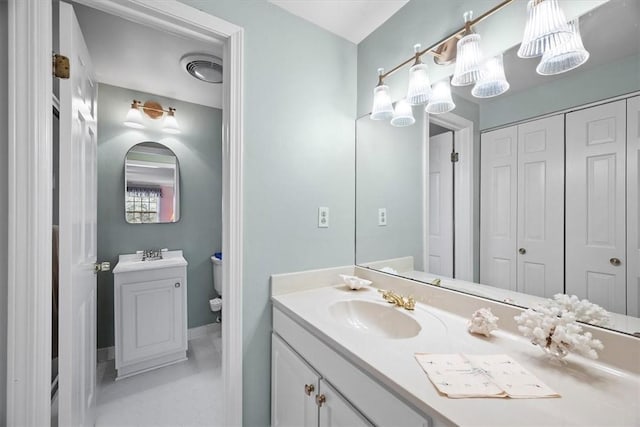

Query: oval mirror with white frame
left=124, top=142, right=180, bottom=224
left=356, top=0, right=640, bottom=337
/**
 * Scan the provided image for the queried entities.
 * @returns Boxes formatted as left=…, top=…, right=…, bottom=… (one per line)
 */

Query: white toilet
left=209, top=253, right=222, bottom=312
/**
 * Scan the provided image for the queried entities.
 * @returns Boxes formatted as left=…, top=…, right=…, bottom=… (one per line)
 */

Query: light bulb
left=124, top=102, right=144, bottom=129
left=426, top=80, right=455, bottom=115
left=472, top=54, right=510, bottom=98
left=391, top=99, right=415, bottom=127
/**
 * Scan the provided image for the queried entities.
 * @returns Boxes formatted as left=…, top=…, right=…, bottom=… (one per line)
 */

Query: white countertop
left=112, top=250, right=187, bottom=274
left=272, top=285, right=640, bottom=427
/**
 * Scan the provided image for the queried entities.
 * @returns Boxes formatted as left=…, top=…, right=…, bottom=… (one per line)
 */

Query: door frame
left=425, top=112, right=475, bottom=281
left=6, top=1, right=245, bottom=425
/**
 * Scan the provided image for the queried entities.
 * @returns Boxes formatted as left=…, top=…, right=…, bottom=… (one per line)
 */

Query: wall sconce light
left=123, top=99, right=181, bottom=134
left=370, top=68, right=394, bottom=121
left=518, top=0, right=571, bottom=59
left=451, top=11, right=484, bottom=87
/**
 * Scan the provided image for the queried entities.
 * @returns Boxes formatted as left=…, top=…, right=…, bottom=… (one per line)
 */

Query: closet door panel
left=481, top=126, right=517, bottom=290
left=517, top=115, right=565, bottom=298
left=627, top=96, right=640, bottom=317
left=566, top=100, right=626, bottom=314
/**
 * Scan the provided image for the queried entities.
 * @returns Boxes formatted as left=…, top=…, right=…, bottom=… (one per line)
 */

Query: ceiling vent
left=180, top=53, right=223, bottom=84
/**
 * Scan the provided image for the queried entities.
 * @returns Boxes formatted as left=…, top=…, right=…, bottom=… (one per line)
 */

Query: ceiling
left=73, top=3, right=224, bottom=109
left=452, top=0, right=640, bottom=105
left=269, top=0, right=409, bottom=44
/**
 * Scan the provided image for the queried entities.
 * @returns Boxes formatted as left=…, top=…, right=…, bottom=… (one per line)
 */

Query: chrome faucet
left=378, top=289, right=415, bottom=310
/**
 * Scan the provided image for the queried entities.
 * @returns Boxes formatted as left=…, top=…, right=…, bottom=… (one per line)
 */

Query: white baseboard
left=97, top=322, right=221, bottom=362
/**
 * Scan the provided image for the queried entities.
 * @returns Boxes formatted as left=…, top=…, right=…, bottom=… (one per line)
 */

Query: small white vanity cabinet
left=112, top=250, right=188, bottom=379
left=272, top=308, right=432, bottom=427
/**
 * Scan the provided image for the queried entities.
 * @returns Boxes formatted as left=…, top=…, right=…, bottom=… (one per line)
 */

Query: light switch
left=378, top=208, right=387, bottom=226
left=318, top=207, right=329, bottom=228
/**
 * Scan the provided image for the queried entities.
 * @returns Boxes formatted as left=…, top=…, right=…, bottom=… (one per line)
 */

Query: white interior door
left=516, top=116, right=564, bottom=297
left=566, top=100, right=626, bottom=314
left=627, top=96, right=640, bottom=317
left=428, top=131, right=454, bottom=277
left=480, top=126, right=517, bottom=290
left=58, top=2, right=98, bottom=425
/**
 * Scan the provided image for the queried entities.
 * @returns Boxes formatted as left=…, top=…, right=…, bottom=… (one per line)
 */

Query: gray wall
left=0, top=0, right=7, bottom=422
left=97, top=83, right=222, bottom=349
left=179, top=2, right=357, bottom=425
left=480, top=53, right=640, bottom=129
left=356, top=113, right=425, bottom=269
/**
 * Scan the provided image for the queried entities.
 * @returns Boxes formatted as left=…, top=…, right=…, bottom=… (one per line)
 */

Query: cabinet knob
left=518, top=248, right=526, bottom=255
left=610, top=257, right=621, bottom=266
left=175, top=282, right=181, bottom=288
left=315, top=394, right=326, bottom=407
left=304, top=384, right=315, bottom=396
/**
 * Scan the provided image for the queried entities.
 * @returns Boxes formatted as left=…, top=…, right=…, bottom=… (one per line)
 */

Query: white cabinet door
left=120, top=277, right=186, bottom=364
left=58, top=2, right=98, bottom=425
left=516, top=115, right=565, bottom=297
left=627, top=96, right=640, bottom=316
left=480, top=126, right=518, bottom=290
left=272, top=334, right=319, bottom=427
left=318, top=379, right=372, bottom=427
left=566, top=100, right=627, bottom=314
left=429, top=131, right=454, bottom=277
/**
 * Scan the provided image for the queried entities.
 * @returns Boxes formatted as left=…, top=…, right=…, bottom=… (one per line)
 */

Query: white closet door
left=516, top=116, right=564, bottom=297
left=480, top=126, right=517, bottom=290
left=627, top=96, right=640, bottom=317
left=566, top=100, right=626, bottom=314
left=429, top=131, right=454, bottom=277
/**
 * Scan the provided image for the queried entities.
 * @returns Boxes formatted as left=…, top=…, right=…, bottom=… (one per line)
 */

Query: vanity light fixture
left=123, top=99, right=181, bottom=134
left=370, top=68, right=394, bottom=120
left=406, top=44, right=432, bottom=105
left=451, top=11, right=484, bottom=87
left=471, top=54, right=510, bottom=98
left=426, top=79, right=456, bottom=115
left=518, top=0, right=571, bottom=59
left=536, top=19, right=589, bottom=76
left=390, top=99, right=415, bottom=127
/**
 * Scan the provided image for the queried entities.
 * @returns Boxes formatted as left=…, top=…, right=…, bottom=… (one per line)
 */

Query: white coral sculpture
left=544, top=294, right=611, bottom=327
left=468, top=308, right=499, bottom=337
left=514, top=305, right=604, bottom=360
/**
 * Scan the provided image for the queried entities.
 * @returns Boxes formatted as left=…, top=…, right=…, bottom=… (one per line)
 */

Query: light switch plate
left=318, top=207, right=329, bottom=228
left=378, top=208, right=387, bottom=226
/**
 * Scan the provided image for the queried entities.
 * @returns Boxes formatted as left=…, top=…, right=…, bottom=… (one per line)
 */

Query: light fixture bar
left=378, top=0, right=515, bottom=81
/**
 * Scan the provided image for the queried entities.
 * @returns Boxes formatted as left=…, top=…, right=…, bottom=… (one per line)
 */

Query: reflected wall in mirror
left=124, top=142, right=180, bottom=224
left=356, top=0, right=640, bottom=337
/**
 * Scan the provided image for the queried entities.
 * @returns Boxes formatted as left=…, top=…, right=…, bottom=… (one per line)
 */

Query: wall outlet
left=378, top=208, right=387, bottom=226
left=318, top=207, right=329, bottom=228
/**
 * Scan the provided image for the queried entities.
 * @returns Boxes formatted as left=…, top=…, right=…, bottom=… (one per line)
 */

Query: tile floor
left=95, top=330, right=224, bottom=427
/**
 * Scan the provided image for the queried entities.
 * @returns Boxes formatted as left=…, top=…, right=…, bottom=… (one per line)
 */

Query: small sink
left=328, top=300, right=421, bottom=339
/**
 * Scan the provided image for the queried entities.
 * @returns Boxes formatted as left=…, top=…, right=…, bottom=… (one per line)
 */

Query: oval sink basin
left=328, top=300, right=422, bottom=339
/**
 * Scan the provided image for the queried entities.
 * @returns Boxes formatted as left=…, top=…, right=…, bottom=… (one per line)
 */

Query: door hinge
left=450, top=152, right=459, bottom=163
left=53, top=53, right=70, bottom=79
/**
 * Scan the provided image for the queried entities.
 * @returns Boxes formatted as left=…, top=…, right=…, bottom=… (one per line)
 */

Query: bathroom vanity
left=112, top=250, right=188, bottom=379
left=271, top=266, right=640, bottom=427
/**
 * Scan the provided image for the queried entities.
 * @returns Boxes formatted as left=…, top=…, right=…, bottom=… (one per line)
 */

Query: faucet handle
left=403, top=296, right=416, bottom=311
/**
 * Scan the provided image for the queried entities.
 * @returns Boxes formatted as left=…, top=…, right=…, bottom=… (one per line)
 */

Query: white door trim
left=6, top=1, right=245, bottom=426
left=428, top=112, right=475, bottom=281
left=6, top=1, right=53, bottom=425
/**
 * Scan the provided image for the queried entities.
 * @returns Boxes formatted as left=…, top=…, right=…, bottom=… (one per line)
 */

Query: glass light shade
left=390, top=99, right=415, bottom=127
left=451, top=33, right=483, bottom=86
left=536, top=19, right=589, bottom=75
left=518, top=0, right=571, bottom=58
left=472, top=54, right=510, bottom=98
left=162, top=113, right=181, bottom=134
left=124, top=107, right=145, bottom=129
left=407, top=62, right=432, bottom=105
left=426, top=80, right=455, bottom=114
left=370, top=84, right=394, bottom=120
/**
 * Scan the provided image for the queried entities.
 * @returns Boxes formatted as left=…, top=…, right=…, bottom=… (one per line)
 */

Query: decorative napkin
left=414, top=354, right=560, bottom=399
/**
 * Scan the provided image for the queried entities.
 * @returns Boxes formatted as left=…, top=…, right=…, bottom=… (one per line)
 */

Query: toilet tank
left=211, top=253, right=222, bottom=296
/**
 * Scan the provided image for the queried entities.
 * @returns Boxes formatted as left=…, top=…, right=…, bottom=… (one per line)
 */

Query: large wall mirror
left=356, top=0, right=640, bottom=337
left=125, top=142, right=180, bottom=224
